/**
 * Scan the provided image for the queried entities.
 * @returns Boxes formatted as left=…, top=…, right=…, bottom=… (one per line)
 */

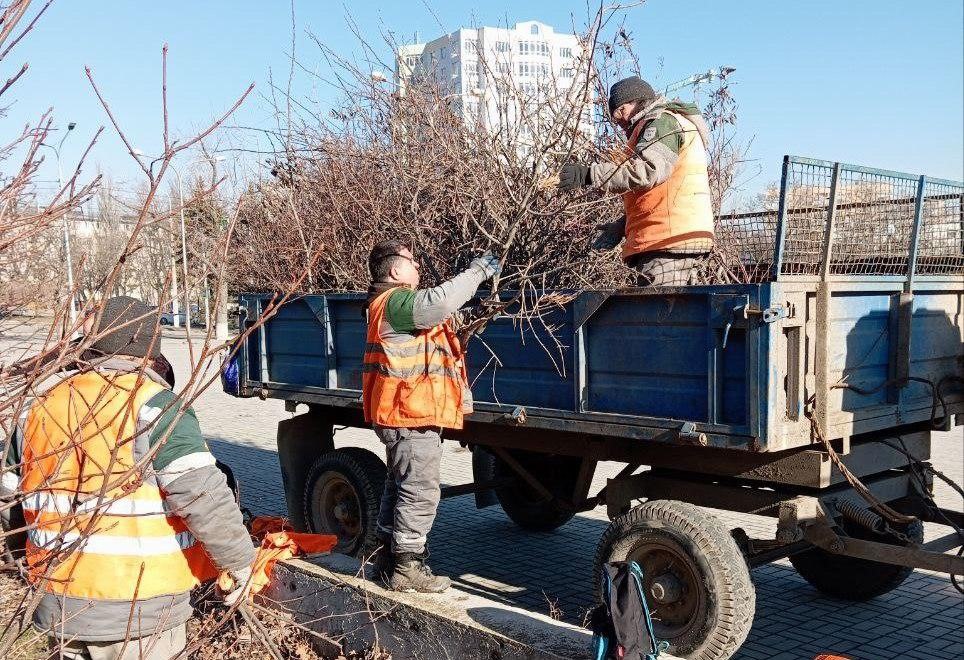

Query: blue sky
left=6, top=0, right=963, bottom=202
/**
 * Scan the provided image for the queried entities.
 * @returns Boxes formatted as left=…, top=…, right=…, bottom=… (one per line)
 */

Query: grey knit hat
left=89, top=296, right=161, bottom=358
left=608, top=76, right=656, bottom=114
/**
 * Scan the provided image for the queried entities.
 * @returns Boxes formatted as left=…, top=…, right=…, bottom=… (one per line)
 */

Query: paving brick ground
left=3, top=326, right=961, bottom=659
left=158, top=332, right=964, bottom=660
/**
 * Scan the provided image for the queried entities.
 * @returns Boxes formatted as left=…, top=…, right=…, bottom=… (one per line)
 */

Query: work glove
left=470, top=251, right=501, bottom=280
left=592, top=217, right=627, bottom=251
left=220, top=565, right=254, bottom=607
left=557, top=162, right=591, bottom=192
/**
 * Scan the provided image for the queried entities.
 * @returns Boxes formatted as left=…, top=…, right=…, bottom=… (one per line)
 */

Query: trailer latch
left=761, top=305, right=790, bottom=324
left=722, top=304, right=790, bottom=348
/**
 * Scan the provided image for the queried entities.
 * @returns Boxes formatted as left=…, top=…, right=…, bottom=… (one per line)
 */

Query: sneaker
left=388, top=552, right=451, bottom=593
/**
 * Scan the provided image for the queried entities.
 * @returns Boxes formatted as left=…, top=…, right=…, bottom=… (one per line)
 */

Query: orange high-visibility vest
left=20, top=371, right=217, bottom=600
left=621, top=111, right=715, bottom=260
left=362, top=287, right=467, bottom=429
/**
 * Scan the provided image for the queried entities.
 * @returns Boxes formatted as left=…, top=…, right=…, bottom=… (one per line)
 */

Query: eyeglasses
left=375, top=252, right=418, bottom=267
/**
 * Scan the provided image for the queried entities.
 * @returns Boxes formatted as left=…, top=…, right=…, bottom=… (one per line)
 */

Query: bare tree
left=0, top=5, right=322, bottom=657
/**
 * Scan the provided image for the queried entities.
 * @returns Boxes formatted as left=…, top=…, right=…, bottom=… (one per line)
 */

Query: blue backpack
left=590, top=561, right=669, bottom=660
left=221, top=349, right=240, bottom=396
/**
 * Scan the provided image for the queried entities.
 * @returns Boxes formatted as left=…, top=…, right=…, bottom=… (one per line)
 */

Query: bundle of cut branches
left=231, top=4, right=749, bottom=346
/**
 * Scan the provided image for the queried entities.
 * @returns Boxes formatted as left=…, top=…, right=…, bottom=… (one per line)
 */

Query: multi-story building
left=396, top=21, right=595, bottom=145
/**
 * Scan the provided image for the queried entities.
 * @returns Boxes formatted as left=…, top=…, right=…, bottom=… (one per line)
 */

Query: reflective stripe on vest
left=362, top=287, right=466, bottom=429
left=621, top=112, right=715, bottom=259
left=20, top=371, right=216, bottom=600
left=27, top=528, right=197, bottom=555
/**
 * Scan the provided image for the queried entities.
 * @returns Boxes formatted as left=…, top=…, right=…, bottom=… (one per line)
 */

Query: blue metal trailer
left=224, top=157, right=964, bottom=660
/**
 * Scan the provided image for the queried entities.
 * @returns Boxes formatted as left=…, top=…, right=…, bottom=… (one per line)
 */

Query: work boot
left=369, top=536, right=393, bottom=584
left=388, top=552, right=451, bottom=593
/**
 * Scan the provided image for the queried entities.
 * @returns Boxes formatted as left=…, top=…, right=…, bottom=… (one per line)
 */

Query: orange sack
left=218, top=516, right=337, bottom=596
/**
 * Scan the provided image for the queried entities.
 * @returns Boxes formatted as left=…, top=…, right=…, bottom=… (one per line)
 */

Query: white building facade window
left=397, top=23, right=594, bottom=147
left=519, top=41, right=550, bottom=56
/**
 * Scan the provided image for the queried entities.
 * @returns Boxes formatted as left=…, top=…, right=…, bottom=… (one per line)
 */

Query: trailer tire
left=215, top=459, right=241, bottom=506
left=789, top=517, right=924, bottom=601
left=1, top=502, right=27, bottom=564
left=493, top=451, right=579, bottom=532
left=303, top=447, right=386, bottom=557
left=594, top=500, right=754, bottom=660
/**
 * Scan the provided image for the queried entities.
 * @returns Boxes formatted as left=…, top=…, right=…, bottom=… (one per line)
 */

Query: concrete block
left=261, top=553, right=685, bottom=660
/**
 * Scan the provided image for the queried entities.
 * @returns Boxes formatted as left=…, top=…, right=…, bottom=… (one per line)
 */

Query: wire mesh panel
left=828, top=167, right=919, bottom=276
left=773, top=157, right=963, bottom=279
left=916, top=179, right=964, bottom=275
left=715, top=210, right=777, bottom=282
left=778, top=159, right=835, bottom=277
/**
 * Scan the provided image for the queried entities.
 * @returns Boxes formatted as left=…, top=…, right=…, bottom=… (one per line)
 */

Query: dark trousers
left=626, top=251, right=710, bottom=286
left=374, top=426, right=443, bottom=555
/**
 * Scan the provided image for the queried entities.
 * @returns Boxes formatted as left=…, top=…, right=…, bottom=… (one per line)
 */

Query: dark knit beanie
left=608, top=76, right=656, bottom=115
left=89, top=296, right=161, bottom=359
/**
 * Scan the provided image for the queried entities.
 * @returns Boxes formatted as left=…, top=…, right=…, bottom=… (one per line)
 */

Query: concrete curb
left=262, top=553, right=683, bottom=660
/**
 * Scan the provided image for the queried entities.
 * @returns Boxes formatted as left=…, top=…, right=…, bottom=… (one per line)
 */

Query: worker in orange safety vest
left=557, top=75, right=716, bottom=287
left=1, top=297, right=255, bottom=660
left=363, top=240, right=499, bottom=593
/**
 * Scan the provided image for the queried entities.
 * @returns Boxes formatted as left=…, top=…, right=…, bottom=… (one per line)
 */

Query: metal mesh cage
left=916, top=179, right=964, bottom=275
left=715, top=156, right=963, bottom=281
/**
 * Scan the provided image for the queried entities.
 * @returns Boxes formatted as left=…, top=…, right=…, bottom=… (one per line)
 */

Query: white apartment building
left=396, top=21, right=594, bottom=144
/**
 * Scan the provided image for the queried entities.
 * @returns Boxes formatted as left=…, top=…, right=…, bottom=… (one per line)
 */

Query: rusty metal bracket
left=677, top=421, right=708, bottom=446
left=776, top=502, right=803, bottom=543
left=490, top=446, right=553, bottom=504
left=801, top=504, right=964, bottom=575
left=502, top=406, right=527, bottom=424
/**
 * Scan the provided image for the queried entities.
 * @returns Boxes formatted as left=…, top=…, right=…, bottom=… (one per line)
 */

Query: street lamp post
left=663, top=67, right=736, bottom=96
left=40, top=122, right=78, bottom=327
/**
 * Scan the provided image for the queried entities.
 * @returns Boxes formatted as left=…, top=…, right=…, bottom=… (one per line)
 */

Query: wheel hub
left=315, top=472, right=361, bottom=542
left=629, top=539, right=705, bottom=639
left=650, top=572, right=683, bottom=604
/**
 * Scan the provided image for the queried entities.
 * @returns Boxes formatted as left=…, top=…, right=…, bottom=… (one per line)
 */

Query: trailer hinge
left=677, top=421, right=708, bottom=446
left=502, top=406, right=527, bottom=424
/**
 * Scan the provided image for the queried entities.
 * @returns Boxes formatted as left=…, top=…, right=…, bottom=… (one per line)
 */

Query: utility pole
left=40, top=122, right=78, bottom=327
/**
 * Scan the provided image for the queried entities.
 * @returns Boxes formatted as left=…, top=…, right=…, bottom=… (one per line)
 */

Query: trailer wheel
left=494, top=451, right=579, bottom=532
left=1, top=502, right=27, bottom=563
left=789, top=517, right=924, bottom=601
left=215, top=459, right=241, bottom=505
left=594, top=500, right=754, bottom=660
left=303, top=448, right=386, bottom=556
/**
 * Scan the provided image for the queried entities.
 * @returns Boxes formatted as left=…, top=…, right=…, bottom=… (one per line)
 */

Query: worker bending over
left=363, top=241, right=499, bottom=593
left=558, top=75, right=716, bottom=286
left=1, top=297, right=255, bottom=660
